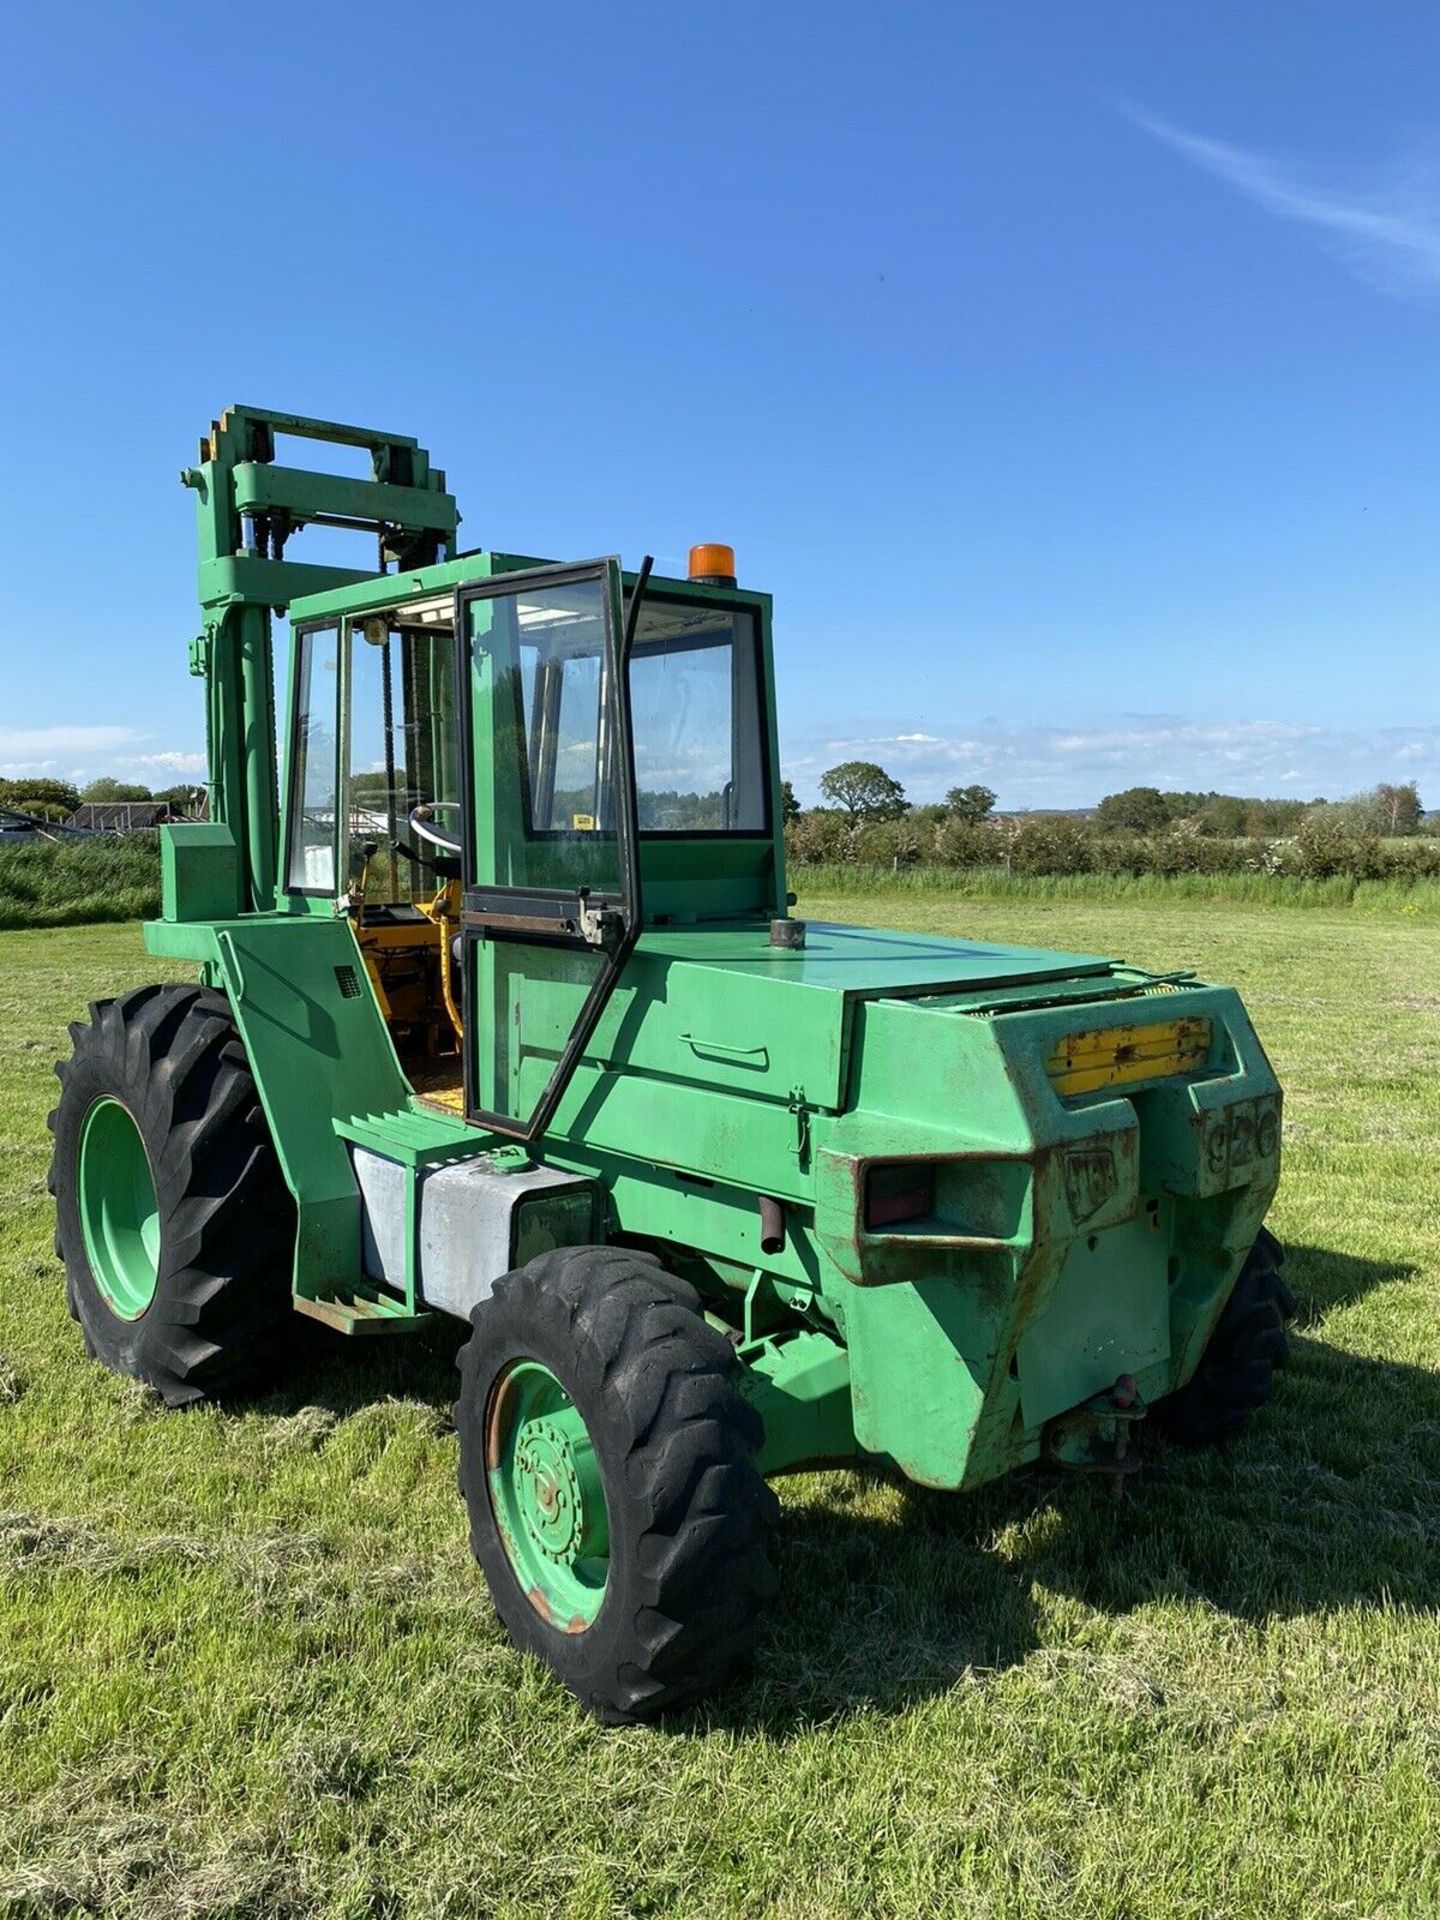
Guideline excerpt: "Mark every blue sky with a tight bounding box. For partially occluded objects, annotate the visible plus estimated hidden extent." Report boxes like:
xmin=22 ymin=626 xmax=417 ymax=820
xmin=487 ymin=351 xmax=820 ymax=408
xmin=1 ymin=1 xmax=1436 ymax=809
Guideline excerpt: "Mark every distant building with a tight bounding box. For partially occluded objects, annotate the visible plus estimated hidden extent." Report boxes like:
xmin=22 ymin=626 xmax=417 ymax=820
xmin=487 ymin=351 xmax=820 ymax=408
xmin=1 ymin=806 xmax=94 ymax=841
xmin=68 ymin=802 xmax=179 ymax=833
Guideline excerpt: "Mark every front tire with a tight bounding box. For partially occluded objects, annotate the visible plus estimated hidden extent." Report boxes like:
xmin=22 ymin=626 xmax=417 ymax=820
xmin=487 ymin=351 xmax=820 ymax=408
xmin=48 ymin=984 xmax=296 ymax=1407
xmin=1153 ymin=1227 xmax=1294 ymax=1446
xmin=456 ymin=1246 xmax=778 ymax=1722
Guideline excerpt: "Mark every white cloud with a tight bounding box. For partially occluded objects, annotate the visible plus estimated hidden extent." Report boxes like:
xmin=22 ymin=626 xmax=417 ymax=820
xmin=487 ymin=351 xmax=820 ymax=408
xmin=134 ymin=750 xmax=207 ymax=775
xmin=1130 ymin=108 xmax=1440 ymax=297
xmin=0 ymin=724 xmax=142 ymax=767
xmin=783 ymin=715 xmax=1440 ymax=810
xmin=0 ymin=726 xmax=206 ymax=788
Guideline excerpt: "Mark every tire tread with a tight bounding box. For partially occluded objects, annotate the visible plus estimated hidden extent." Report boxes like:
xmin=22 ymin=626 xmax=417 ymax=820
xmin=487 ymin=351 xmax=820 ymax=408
xmin=1153 ymin=1232 xmax=1293 ymax=1446
xmin=455 ymin=1247 xmax=776 ymax=1722
xmin=49 ymin=982 xmax=294 ymax=1406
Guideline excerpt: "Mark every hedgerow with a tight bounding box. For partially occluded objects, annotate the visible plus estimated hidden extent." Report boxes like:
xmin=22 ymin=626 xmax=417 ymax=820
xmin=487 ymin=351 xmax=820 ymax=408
xmin=784 ymin=811 xmax=1440 ymax=883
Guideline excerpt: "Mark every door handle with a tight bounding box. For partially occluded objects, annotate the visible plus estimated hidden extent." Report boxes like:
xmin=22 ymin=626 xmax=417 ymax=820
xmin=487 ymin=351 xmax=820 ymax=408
xmin=679 ymin=1032 xmax=770 ymax=1068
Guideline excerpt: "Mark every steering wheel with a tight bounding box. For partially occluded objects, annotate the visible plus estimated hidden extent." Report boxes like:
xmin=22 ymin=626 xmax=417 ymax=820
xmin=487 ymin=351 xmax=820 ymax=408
xmin=408 ymin=801 xmax=463 ymax=855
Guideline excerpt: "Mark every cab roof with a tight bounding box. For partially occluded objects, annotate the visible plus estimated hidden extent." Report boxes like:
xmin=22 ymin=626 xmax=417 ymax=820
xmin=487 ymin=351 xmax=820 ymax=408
xmin=287 ymin=552 xmax=770 ymax=626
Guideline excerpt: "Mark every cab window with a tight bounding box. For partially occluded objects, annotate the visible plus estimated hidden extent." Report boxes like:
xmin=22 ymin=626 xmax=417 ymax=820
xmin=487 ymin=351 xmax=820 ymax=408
xmin=285 ymin=623 xmax=340 ymax=893
xmin=628 ymin=600 xmax=767 ymax=832
xmin=345 ymin=602 xmax=458 ymax=908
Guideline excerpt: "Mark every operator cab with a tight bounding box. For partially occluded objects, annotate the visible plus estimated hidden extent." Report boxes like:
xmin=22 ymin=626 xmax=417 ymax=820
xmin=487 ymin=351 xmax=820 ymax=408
xmin=281 ymin=551 xmax=781 ymax=1129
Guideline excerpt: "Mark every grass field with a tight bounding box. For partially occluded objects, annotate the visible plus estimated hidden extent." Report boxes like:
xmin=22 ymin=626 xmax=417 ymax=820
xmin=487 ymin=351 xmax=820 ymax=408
xmin=1 ymin=899 xmax=1437 ymax=1919
xmin=791 ymin=864 xmax=1440 ymax=914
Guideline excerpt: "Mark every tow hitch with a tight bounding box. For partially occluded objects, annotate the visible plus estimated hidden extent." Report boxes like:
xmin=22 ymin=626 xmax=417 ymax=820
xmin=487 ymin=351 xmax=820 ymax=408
xmin=1043 ymin=1374 xmax=1147 ymax=1488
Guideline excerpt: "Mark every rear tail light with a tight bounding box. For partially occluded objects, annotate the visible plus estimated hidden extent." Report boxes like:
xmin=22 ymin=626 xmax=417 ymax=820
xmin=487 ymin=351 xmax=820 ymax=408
xmin=864 ymin=1163 xmax=935 ymax=1231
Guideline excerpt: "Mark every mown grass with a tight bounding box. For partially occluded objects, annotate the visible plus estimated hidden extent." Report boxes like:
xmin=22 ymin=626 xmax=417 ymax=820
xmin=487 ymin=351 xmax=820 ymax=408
xmin=1 ymin=902 xmax=1437 ymax=1919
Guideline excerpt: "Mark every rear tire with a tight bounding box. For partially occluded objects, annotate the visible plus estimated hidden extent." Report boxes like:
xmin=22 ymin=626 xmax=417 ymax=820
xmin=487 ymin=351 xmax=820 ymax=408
xmin=48 ymin=984 xmax=296 ymax=1407
xmin=455 ymin=1246 xmax=778 ymax=1722
xmin=1153 ymin=1227 xmax=1294 ymax=1446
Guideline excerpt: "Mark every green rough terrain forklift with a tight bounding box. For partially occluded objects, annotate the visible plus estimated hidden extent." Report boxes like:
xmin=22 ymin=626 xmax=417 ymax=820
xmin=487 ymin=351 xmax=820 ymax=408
xmin=48 ymin=408 xmax=1292 ymax=1720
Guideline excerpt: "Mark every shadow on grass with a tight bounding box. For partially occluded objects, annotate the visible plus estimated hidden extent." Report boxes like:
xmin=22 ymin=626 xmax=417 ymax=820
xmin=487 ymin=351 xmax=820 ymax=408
xmin=1280 ymin=1241 xmax=1417 ymax=1318
xmin=255 ymin=1316 xmax=470 ymax=1423
xmin=248 ymin=1246 xmax=1435 ymax=1735
xmin=708 ymin=1244 xmax=1437 ymax=1733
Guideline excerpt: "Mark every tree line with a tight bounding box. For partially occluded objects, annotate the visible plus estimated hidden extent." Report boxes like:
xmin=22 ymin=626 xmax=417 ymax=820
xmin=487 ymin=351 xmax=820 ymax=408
xmin=784 ymin=762 xmax=1437 ymax=879
xmin=0 ymin=776 xmax=203 ymax=822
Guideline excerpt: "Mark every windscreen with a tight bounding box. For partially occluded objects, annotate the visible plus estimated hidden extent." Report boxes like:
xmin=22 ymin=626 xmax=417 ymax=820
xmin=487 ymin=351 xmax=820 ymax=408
xmin=467 ymin=574 xmax=624 ymax=896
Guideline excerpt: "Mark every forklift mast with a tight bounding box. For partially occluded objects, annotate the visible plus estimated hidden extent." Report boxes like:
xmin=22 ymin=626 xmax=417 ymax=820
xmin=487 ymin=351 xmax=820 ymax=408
xmin=179 ymin=407 xmax=459 ymax=912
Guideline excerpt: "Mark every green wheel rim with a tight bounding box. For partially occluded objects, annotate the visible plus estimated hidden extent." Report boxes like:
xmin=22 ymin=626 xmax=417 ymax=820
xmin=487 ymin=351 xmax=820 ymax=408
xmin=486 ymin=1359 xmax=610 ymax=1629
xmin=77 ymin=1097 xmax=160 ymax=1320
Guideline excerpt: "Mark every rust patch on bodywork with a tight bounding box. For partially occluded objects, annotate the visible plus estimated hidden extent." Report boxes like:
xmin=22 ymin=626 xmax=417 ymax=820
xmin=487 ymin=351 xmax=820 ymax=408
xmin=1186 ymin=1092 xmax=1282 ymax=1198
xmin=1063 ymin=1146 xmax=1118 ymax=1223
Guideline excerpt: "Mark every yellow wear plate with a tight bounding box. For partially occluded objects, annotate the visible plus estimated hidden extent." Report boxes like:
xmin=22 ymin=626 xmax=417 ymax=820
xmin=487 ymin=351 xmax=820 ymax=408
xmin=1046 ymin=1016 xmax=1211 ymax=1096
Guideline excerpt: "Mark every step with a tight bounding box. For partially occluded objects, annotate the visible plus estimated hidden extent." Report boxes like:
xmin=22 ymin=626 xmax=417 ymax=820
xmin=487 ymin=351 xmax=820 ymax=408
xmin=333 ymin=1100 xmax=510 ymax=1169
xmin=294 ymin=1287 xmax=432 ymax=1336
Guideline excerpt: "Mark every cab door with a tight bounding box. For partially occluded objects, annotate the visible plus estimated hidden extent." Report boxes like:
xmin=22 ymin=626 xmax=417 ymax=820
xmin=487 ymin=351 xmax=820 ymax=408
xmin=456 ymin=559 xmax=642 ymax=1139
